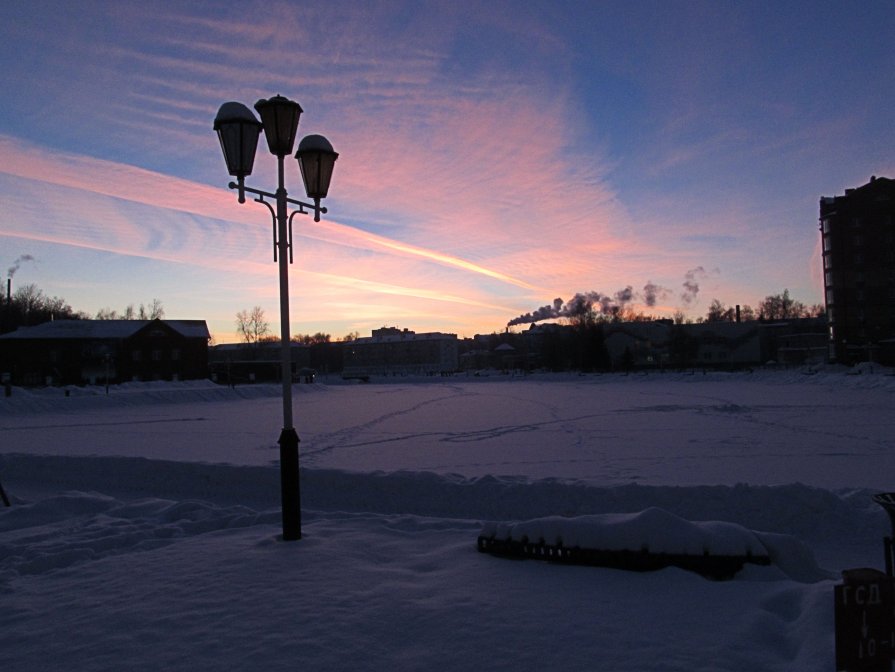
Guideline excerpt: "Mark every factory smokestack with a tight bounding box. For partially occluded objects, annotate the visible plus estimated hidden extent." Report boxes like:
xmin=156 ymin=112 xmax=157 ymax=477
xmin=735 ymin=304 xmax=741 ymax=323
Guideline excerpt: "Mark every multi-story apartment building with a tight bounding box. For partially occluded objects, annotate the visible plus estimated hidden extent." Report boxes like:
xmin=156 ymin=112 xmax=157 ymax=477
xmin=342 ymin=327 xmax=459 ymax=377
xmin=820 ymin=176 xmax=895 ymax=364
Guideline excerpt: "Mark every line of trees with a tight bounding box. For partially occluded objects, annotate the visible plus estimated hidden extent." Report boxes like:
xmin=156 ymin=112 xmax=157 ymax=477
xmin=1 ymin=283 xmax=83 ymax=331
xmin=0 ymin=282 xmax=166 ymax=334
xmin=95 ymin=299 xmax=165 ymax=321
xmin=2 ymin=282 xmax=824 ymax=344
xmin=234 ymin=306 xmax=358 ymax=345
xmin=703 ymin=290 xmax=824 ymax=323
xmin=549 ymin=289 xmax=823 ymax=327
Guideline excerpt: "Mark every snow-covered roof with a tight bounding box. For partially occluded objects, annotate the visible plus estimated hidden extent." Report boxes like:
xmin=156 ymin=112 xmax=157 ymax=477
xmin=0 ymin=319 xmax=210 ymax=340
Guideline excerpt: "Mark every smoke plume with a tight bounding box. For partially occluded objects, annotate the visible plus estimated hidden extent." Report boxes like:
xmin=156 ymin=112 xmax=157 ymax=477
xmin=680 ymin=267 xmax=706 ymax=306
xmin=508 ymin=270 xmax=719 ymax=327
xmin=8 ymin=254 xmax=35 ymax=278
xmin=642 ymin=281 xmax=670 ymax=307
xmin=679 ymin=267 xmax=719 ymax=307
xmin=507 ymin=287 xmax=636 ymax=327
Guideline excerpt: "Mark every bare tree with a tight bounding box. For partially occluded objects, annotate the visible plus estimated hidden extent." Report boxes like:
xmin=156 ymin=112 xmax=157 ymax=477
xmin=739 ymin=304 xmax=757 ymax=321
xmin=13 ymin=283 xmax=44 ymax=317
xmin=139 ymin=299 xmax=165 ymax=320
xmin=292 ymin=332 xmax=332 ymax=345
xmin=95 ymin=307 xmax=120 ymax=320
xmin=236 ymin=306 xmax=270 ymax=344
xmin=3 ymin=283 xmax=81 ymax=330
xmin=96 ymin=300 xmax=164 ymax=320
xmin=758 ymin=289 xmax=819 ymax=320
xmin=706 ymin=299 xmax=736 ymax=322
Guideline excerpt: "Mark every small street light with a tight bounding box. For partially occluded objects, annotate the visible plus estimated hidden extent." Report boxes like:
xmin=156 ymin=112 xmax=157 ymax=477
xmin=214 ymin=94 xmax=338 ymax=541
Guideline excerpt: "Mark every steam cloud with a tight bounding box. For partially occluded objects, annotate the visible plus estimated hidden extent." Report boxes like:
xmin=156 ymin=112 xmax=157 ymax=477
xmin=8 ymin=254 xmax=35 ymax=279
xmin=508 ymin=273 xmax=713 ymax=327
xmin=508 ymin=286 xmax=640 ymax=326
xmin=642 ymin=281 xmax=670 ymax=307
xmin=679 ymin=266 xmax=719 ymax=306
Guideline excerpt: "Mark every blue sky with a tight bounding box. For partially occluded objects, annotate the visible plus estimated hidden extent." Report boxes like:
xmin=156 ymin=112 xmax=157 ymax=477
xmin=1 ymin=1 xmax=893 ymax=341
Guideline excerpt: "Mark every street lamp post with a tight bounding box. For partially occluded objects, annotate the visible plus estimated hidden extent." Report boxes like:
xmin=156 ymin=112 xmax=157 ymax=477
xmin=214 ymin=95 xmax=338 ymax=541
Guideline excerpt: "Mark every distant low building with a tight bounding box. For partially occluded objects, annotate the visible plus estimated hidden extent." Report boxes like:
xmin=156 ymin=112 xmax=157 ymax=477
xmin=0 ymin=319 xmax=210 ymax=386
xmin=342 ymin=327 xmax=458 ymax=377
xmin=761 ymin=318 xmax=828 ymax=365
xmin=208 ymin=341 xmax=314 ymax=385
xmin=685 ymin=321 xmax=763 ymax=367
xmin=603 ymin=321 xmax=674 ymax=368
xmin=488 ymin=317 xmax=825 ymax=372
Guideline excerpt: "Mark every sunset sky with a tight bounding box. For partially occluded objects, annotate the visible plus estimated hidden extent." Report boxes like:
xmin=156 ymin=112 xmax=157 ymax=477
xmin=2 ymin=1 xmax=893 ymax=342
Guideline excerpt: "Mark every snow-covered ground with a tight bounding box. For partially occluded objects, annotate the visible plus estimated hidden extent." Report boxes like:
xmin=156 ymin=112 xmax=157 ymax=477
xmin=2 ymin=368 xmax=894 ymax=670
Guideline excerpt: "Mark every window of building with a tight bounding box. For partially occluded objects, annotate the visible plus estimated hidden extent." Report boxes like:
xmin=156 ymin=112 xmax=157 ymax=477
xmin=171 ymin=349 xmax=181 ymax=361
xmin=132 ymin=351 xmax=141 ymax=362
xmin=152 ymin=350 xmax=163 ymax=362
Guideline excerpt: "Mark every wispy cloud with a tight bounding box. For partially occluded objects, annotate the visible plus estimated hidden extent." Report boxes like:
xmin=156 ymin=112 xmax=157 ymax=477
xmin=0 ymin=132 xmax=567 ymax=336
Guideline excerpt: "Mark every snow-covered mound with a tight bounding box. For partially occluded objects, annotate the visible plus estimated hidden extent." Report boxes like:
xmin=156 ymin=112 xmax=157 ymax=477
xmin=1 ymin=453 xmax=883 ymax=546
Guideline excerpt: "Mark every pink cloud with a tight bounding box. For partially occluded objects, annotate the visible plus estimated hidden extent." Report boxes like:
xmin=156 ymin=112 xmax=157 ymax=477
xmin=9 ymin=4 xmax=791 ymax=334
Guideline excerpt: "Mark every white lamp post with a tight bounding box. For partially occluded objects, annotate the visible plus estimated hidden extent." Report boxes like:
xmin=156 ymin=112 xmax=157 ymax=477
xmin=214 ymin=95 xmax=338 ymax=541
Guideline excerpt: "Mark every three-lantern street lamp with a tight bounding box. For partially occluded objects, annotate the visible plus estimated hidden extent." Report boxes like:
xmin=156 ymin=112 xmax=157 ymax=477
xmin=214 ymin=94 xmax=338 ymax=541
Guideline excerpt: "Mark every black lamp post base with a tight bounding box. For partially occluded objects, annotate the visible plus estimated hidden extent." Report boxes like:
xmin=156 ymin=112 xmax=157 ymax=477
xmin=278 ymin=427 xmax=301 ymax=540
